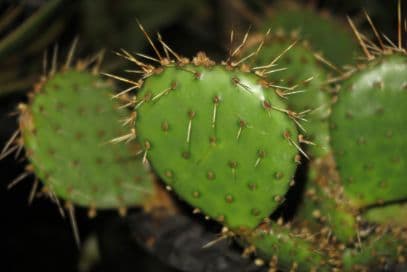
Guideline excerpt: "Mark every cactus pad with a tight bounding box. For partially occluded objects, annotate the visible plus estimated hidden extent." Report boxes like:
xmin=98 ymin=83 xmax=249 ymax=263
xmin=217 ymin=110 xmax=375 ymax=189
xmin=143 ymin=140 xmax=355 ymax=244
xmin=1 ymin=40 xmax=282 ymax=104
xmin=243 ymin=222 xmax=331 ymax=271
xmin=342 ymin=227 xmax=407 ymax=271
xmin=19 ymin=70 xmax=153 ymax=210
xmin=330 ymin=54 xmax=407 ymax=207
xmin=363 ymin=203 xmax=407 ymax=228
xmin=134 ymin=54 xmax=299 ymax=230
xmin=248 ymin=35 xmax=331 ymax=157
xmin=265 ymin=1 xmax=359 ymax=67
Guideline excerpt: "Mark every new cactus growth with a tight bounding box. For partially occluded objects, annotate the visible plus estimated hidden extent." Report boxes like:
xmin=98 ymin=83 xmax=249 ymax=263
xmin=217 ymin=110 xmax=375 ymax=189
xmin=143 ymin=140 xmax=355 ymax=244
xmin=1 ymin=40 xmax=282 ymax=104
xmin=15 ymin=50 xmax=154 ymax=216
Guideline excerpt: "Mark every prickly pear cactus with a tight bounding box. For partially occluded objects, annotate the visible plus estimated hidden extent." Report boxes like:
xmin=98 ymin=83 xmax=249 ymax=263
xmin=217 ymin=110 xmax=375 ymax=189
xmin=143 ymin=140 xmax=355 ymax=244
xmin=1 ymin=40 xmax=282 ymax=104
xmin=296 ymin=162 xmax=358 ymax=243
xmin=133 ymin=52 xmax=299 ymax=230
xmin=363 ymin=203 xmax=407 ymax=228
xmin=342 ymin=227 xmax=407 ymax=271
xmin=330 ymin=54 xmax=407 ymax=208
xmin=242 ymin=221 xmax=332 ymax=271
xmin=246 ymin=34 xmax=331 ymax=158
xmin=265 ymin=1 xmax=359 ymax=67
xmin=19 ymin=68 xmax=154 ymax=212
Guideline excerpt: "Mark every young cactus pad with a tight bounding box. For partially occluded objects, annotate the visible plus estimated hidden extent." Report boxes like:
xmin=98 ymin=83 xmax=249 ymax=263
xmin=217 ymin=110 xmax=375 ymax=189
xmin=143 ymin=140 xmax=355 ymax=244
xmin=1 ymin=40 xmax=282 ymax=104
xmin=330 ymin=54 xmax=407 ymax=207
xmin=246 ymin=35 xmax=331 ymax=158
xmin=132 ymin=52 xmax=299 ymax=230
xmin=19 ymin=69 xmax=153 ymax=211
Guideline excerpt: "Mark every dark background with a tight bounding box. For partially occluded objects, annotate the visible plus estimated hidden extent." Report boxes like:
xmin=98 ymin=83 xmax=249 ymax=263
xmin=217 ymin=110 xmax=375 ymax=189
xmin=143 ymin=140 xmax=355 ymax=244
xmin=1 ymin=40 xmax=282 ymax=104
xmin=0 ymin=1 xmax=404 ymax=271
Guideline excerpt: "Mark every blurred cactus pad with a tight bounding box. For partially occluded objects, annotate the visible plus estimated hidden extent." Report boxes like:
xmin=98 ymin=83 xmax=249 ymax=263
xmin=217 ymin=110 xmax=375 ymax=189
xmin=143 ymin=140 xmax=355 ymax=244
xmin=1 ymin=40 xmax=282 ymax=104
xmin=330 ymin=53 xmax=407 ymax=208
xmin=19 ymin=66 xmax=154 ymax=210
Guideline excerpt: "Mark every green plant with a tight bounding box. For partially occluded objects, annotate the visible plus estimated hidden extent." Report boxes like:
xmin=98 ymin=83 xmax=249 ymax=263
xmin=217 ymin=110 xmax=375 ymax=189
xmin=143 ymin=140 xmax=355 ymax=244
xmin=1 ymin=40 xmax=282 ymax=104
xmin=126 ymin=48 xmax=300 ymax=230
xmin=244 ymin=32 xmax=331 ymax=158
xmin=1 ymin=45 xmax=156 ymax=245
xmin=330 ymin=53 xmax=407 ymax=207
xmin=261 ymin=0 xmax=360 ymax=67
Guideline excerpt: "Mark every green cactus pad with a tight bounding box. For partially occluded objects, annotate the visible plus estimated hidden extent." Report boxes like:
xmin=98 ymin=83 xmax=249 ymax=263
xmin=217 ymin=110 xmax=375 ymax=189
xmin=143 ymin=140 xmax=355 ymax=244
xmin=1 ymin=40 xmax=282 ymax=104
xmin=243 ymin=222 xmax=331 ymax=271
xmin=295 ymin=157 xmax=358 ymax=243
xmin=342 ymin=228 xmax=407 ymax=271
xmin=330 ymin=54 xmax=407 ymax=207
xmin=20 ymin=70 xmax=154 ymax=209
xmin=265 ymin=1 xmax=360 ymax=67
xmin=363 ymin=203 xmax=407 ymax=228
xmin=134 ymin=57 xmax=299 ymax=230
xmin=249 ymin=36 xmax=331 ymax=158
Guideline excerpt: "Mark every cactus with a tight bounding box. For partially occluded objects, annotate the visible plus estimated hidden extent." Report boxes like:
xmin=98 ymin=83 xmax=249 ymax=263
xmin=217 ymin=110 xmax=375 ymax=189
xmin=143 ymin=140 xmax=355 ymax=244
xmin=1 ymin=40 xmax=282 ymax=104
xmin=241 ymin=221 xmax=333 ymax=271
xmin=330 ymin=53 xmax=407 ymax=208
xmin=16 ymin=54 xmax=154 ymax=215
xmin=263 ymin=1 xmax=360 ymax=67
xmin=245 ymin=33 xmax=331 ymax=158
xmin=363 ymin=203 xmax=407 ymax=227
xmin=342 ymin=226 xmax=407 ymax=271
xmin=129 ymin=49 xmax=299 ymax=231
xmin=295 ymin=158 xmax=359 ymax=243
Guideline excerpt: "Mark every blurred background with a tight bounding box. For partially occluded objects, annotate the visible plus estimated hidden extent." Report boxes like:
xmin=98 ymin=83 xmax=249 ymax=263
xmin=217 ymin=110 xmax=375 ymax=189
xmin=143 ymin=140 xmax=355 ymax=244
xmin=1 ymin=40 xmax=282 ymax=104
xmin=0 ymin=0 xmax=404 ymax=271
